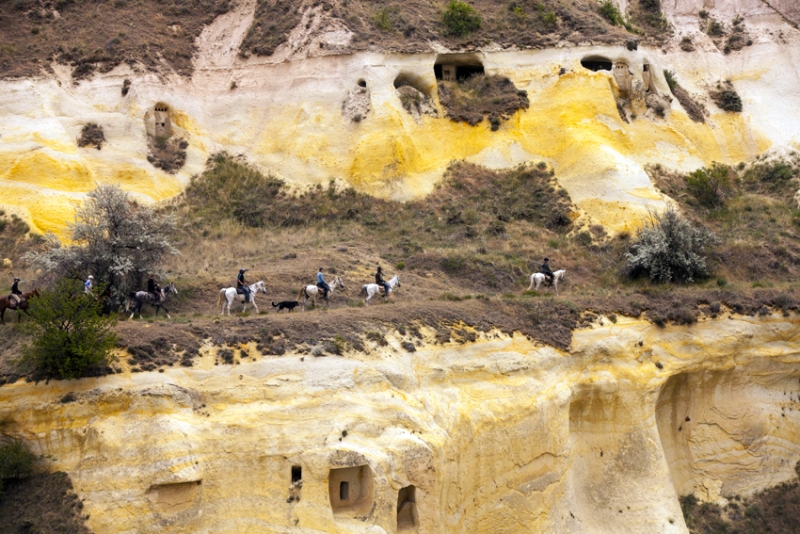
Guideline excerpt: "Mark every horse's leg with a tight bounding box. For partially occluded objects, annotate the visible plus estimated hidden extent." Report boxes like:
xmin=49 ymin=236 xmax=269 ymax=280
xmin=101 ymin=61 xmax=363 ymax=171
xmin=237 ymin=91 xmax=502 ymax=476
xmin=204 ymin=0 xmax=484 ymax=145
xmin=162 ymin=305 xmax=170 ymax=319
xmin=554 ymin=279 xmax=559 ymax=296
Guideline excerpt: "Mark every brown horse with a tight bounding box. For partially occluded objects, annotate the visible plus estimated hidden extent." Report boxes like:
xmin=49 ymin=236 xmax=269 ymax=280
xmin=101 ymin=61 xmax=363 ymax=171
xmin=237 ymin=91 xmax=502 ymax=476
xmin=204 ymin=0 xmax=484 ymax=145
xmin=0 ymin=288 xmax=40 ymax=324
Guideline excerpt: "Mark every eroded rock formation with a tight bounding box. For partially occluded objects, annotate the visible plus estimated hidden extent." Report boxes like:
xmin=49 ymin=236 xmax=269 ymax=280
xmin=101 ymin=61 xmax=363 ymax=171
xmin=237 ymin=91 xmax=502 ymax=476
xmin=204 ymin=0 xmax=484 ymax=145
xmin=2 ymin=314 xmax=799 ymax=533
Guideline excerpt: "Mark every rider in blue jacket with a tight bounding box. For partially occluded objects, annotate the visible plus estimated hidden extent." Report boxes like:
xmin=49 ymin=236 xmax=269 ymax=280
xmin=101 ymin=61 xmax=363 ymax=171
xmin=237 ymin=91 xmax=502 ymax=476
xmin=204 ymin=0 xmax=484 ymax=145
xmin=238 ymin=268 xmax=250 ymax=303
xmin=316 ymin=267 xmax=330 ymax=300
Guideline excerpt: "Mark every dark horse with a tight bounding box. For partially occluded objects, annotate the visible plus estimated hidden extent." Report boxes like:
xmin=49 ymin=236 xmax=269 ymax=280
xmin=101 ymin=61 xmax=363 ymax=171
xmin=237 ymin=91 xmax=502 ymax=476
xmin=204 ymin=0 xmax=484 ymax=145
xmin=125 ymin=282 xmax=178 ymax=319
xmin=0 ymin=288 xmax=40 ymax=324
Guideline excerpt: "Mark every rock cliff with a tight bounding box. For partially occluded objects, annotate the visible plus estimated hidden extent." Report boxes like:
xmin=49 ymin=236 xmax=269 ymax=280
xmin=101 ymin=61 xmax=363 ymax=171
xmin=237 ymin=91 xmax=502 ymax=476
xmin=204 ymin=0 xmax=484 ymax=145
xmin=1 ymin=314 xmax=798 ymax=533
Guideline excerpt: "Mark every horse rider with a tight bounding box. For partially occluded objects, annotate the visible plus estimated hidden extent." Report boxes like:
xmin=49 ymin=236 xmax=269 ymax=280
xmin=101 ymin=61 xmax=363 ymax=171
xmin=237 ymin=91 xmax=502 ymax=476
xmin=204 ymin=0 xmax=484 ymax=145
xmin=237 ymin=268 xmax=250 ymax=303
xmin=539 ymin=257 xmax=554 ymax=286
xmin=8 ymin=277 xmax=22 ymax=309
xmin=147 ymin=274 xmax=162 ymax=303
xmin=84 ymin=275 xmax=94 ymax=294
xmin=375 ymin=266 xmax=390 ymax=297
xmin=316 ymin=267 xmax=330 ymax=300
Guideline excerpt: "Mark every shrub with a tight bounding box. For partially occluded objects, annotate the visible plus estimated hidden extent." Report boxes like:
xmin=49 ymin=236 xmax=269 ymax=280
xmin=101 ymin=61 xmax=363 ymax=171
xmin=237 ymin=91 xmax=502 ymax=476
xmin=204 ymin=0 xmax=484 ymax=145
xmin=442 ymin=0 xmax=482 ymax=37
xmin=598 ymin=0 xmax=624 ymax=26
xmin=663 ymin=69 xmax=677 ymax=92
xmin=77 ymin=123 xmax=105 ymax=150
xmin=639 ymin=0 xmax=660 ymax=12
xmin=373 ymin=7 xmax=393 ymax=32
xmin=25 ymin=184 xmax=177 ymax=307
xmin=707 ymin=19 xmax=724 ymax=36
xmin=625 ymin=207 xmax=719 ymax=283
xmin=685 ymin=163 xmax=734 ymax=207
xmin=712 ymin=89 xmax=742 ymax=112
xmin=22 ymin=279 xmax=117 ymax=380
xmin=0 ymin=438 xmax=36 ymax=493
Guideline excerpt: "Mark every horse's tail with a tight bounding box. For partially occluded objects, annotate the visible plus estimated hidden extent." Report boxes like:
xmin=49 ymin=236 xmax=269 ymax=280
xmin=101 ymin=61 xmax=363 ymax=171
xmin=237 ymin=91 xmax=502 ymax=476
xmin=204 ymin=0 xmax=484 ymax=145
xmin=297 ymin=287 xmax=306 ymax=301
xmin=217 ymin=289 xmax=225 ymax=309
xmin=360 ymin=285 xmax=367 ymax=297
xmin=124 ymin=292 xmax=135 ymax=312
xmin=526 ymin=275 xmax=535 ymax=291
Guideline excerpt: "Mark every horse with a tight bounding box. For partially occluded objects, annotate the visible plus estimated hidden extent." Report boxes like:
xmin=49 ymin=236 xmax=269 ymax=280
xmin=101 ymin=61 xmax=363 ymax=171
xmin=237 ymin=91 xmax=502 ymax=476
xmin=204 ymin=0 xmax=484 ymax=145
xmin=298 ymin=276 xmax=345 ymax=311
xmin=217 ymin=280 xmax=267 ymax=315
xmin=126 ymin=282 xmax=178 ymax=319
xmin=527 ymin=269 xmax=567 ymax=295
xmin=360 ymin=275 xmax=401 ymax=306
xmin=0 ymin=288 xmax=40 ymax=324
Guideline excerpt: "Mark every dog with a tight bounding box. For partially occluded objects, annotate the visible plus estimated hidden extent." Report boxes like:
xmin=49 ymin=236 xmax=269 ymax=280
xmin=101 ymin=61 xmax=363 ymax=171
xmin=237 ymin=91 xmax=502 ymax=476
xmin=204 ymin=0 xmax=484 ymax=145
xmin=272 ymin=300 xmax=300 ymax=313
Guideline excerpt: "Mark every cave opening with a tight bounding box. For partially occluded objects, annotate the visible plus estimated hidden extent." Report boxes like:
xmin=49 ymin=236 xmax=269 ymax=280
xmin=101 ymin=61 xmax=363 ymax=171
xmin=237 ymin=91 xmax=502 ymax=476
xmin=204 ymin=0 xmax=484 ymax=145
xmin=397 ymin=485 xmax=418 ymax=530
xmin=581 ymin=57 xmax=613 ymax=72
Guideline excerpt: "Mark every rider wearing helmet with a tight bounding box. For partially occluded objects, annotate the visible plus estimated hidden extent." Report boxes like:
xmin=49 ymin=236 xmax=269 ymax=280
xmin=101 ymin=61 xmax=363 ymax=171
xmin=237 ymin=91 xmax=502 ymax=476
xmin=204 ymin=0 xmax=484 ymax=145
xmin=316 ymin=267 xmax=330 ymax=300
xmin=9 ymin=277 xmax=22 ymax=308
xmin=540 ymin=258 xmax=554 ymax=286
xmin=375 ymin=266 xmax=390 ymax=297
xmin=237 ymin=268 xmax=250 ymax=303
xmin=84 ymin=275 xmax=94 ymax=294
xmin=147 ymin=274 xmax=161 ymax=303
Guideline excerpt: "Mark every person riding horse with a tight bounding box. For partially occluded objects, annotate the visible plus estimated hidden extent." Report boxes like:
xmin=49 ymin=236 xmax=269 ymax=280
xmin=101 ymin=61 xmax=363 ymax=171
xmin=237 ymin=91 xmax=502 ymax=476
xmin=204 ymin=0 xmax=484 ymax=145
xmin=148 ymin=274 xmax=162 ymax=303
xmin=539 ymin=258 xmax=555 ymax=287
xmin=8 ymin=277 xmax=22 ymax=309
xmin=376 ymin=266 xmax=390 ymax=297
xmin=317 ymin=267 xmax=330 ymax=300
xmin=237 ymin=268 xmax=250 ymax=303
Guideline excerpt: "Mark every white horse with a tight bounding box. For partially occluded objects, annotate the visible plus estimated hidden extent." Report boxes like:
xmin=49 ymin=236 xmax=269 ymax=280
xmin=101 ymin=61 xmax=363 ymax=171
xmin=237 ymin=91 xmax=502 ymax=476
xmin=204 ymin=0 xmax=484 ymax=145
xmin=218 ymin=280 xmax=267 ymax=315
xmin=127 ymin=282 xmax=178 ymax=319
xmin=527 ymin=269 xmax=567 ymax=295
xmin=298 ymin=276 xmax=345 ymax=311
xmin=360 ymin=275 xmax=401 ymax=306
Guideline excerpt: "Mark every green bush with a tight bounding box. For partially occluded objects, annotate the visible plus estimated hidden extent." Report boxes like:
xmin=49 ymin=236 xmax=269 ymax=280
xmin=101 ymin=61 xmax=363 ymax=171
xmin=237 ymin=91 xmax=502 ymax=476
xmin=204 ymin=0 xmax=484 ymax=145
xmin=663 ymin=69 xmax=677 ymax=92
xmin=0 ymin=438 xmax=36 ymax=493
xmin=373 ymin=7 xmax=393 ymax=32
xmin=639 ymin=0 xmax=660 ymax=12
xmin=625 ymin=207 xmax=719 ymax=283
xmin=707 ymin=19 xmax=724 ymax=36
xmin=686 ymin=163 xmax=734 ymax=208
xmin=712 ymin=89 xmax=742 ymax=112
xmin=442 ymin=0 xmax=482 ymax=37
xmin=598 ymin=0 xmax=624 ymax=26
xmin=23 ymin=279 xmax=117 ymax=380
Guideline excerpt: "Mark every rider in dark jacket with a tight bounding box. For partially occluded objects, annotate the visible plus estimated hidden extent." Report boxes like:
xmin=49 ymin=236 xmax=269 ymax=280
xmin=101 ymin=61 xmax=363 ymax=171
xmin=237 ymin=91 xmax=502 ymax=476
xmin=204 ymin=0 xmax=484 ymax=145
xmin=9 ymin=277 xmax=21 ymax=308
xmin=376 ymin=266 xmax=390 ymax=297
xmin=237 ymin=268 xmax=250 ymax=303
xmin=147 ymin=274 xmax=161 ymax=302
xmin=540 ymin=258 xmax=554 ymax=286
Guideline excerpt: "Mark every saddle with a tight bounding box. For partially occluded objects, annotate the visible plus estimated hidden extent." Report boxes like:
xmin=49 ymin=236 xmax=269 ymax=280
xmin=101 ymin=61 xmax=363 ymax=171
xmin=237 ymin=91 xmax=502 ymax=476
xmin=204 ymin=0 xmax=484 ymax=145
xmin=236 ymin=287 xmax=246 ymax=295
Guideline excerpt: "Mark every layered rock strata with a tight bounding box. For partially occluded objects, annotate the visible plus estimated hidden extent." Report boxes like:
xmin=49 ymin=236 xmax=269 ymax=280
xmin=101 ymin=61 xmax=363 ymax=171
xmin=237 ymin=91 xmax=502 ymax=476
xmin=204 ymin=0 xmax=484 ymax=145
xmin=1 ymin=314 xmax=799 ymax=533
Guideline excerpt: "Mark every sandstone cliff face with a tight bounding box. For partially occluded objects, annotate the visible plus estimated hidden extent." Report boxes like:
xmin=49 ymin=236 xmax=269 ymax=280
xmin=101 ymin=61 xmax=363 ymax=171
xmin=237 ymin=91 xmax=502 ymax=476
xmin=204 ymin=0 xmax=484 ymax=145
xmin=1 ymin=0 xmax=799 ymax=235
xmin=1 ymin=315 xmax=798 ymax=533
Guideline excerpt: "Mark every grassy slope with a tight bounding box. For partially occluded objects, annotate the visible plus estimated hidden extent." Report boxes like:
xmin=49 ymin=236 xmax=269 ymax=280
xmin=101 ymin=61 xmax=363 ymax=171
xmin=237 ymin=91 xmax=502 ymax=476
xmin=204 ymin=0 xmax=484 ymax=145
xmin=0 ymin=472 xmax=91 ymax=534
xmin=239 ymin=0 xmax=668 ymax=57
xmin=0 ymin=0 xmax=230 ymax=79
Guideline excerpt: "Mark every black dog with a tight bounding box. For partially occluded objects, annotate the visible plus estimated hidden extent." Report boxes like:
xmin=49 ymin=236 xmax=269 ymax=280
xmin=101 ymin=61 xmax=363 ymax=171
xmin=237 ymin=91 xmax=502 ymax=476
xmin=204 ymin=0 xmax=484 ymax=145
xmin=272 ymin=301 xmax=299 ymax=313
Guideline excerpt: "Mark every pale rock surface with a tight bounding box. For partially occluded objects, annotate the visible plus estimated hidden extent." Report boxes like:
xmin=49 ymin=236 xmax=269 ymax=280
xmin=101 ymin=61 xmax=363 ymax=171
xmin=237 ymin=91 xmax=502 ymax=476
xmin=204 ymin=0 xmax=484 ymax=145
xmin=1 ymin=315 xmax=800 ymax=533
xmin=1 ymin=0 xmax=800 ymax=234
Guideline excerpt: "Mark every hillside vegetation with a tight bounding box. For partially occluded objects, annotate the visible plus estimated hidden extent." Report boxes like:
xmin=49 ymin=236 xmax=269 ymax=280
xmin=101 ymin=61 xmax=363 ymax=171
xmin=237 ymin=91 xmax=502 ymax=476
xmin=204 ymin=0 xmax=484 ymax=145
xmin=0 ymin=0 xmax=230 ymax=78
xmin=241 ymin=0 xmax=669 ymax=58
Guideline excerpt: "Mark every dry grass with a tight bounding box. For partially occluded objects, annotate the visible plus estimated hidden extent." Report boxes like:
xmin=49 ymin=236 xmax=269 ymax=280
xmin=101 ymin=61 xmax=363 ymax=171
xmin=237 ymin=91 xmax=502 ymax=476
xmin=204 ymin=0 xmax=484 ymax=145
xmin=0 ymin=471 xmax=91 ymax=534
xmin=681 ymin=464 xmax=800 ymax=533
xmin=647 ymin=158 xmax=800 ymax=284
xmin=437 ymin=74 xmax=530 ymax=129
xmin=0 ymin=0 xmax=230 ymax=79
xmin=240 ymin=0 xmax=655 ymax=58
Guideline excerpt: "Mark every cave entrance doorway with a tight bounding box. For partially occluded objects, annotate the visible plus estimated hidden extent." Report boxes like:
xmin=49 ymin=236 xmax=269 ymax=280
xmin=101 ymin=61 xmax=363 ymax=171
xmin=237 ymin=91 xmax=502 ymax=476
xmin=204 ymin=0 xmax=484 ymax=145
xmin=581 ymin=56 xmax=613 ymax=72
xmin=397 ymin=485 xmax=418 ymax=531
xmin=434 ymin=54 xmax=485 ymax=82
xmin=328 ymin=465 xmax=374 ymax=517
